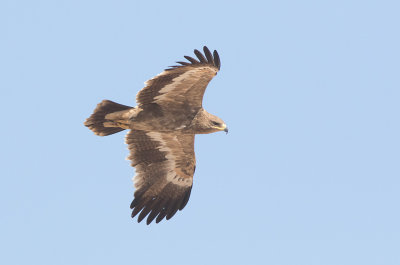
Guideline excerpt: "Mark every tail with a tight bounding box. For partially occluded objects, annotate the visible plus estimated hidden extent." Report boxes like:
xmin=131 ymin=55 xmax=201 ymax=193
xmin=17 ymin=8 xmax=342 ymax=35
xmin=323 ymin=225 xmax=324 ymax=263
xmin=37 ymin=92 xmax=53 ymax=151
xmin=84 ymin=100 xmax=132 ymax=136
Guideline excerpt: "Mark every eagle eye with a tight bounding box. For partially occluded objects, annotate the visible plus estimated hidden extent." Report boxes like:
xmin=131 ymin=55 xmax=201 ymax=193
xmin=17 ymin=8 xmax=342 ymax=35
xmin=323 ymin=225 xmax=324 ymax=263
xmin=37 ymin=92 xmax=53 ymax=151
xmin=211 ymin=121 xmax=220 ymax=126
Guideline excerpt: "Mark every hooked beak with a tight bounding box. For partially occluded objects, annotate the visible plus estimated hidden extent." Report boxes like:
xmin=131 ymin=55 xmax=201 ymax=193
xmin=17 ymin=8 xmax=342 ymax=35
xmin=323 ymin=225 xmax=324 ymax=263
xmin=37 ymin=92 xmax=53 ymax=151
xmin=216 ymin=123 xmax=228 ymax=134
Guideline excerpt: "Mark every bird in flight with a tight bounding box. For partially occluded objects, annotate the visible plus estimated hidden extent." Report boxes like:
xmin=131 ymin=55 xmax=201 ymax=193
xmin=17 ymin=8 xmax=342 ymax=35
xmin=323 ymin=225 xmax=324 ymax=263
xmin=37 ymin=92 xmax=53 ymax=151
xmin=84 ymin=46 xmax=227 ymax=224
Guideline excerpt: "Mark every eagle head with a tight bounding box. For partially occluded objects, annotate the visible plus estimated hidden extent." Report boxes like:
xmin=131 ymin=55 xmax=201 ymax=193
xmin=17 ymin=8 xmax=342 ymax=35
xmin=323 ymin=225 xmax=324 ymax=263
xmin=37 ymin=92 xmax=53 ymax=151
xmin=190 ymin=109 xmax=228 ymax=134
xmin=208 ymin=115 xmax=228 ymax=134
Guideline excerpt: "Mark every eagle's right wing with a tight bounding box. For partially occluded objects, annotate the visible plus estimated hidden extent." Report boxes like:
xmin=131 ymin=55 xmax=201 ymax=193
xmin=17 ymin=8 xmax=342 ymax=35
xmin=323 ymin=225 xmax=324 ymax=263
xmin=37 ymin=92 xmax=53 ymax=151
xmin=126 ymin=130 xmax=196 ymax=224
xmin=136 ymin=46 xmax=221 ymax=112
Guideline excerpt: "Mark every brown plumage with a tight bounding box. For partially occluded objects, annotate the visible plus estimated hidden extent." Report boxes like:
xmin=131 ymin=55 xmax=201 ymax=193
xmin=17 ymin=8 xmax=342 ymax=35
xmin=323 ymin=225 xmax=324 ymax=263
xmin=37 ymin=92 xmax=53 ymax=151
xmin=84 ymin=46 xmax=227 ymax=224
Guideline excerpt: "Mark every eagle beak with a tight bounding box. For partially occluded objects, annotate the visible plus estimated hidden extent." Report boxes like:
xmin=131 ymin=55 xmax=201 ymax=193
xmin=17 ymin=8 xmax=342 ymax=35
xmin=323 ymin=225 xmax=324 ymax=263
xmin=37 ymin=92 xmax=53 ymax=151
xmin=224 ymin=126 xmax=228 ymax=134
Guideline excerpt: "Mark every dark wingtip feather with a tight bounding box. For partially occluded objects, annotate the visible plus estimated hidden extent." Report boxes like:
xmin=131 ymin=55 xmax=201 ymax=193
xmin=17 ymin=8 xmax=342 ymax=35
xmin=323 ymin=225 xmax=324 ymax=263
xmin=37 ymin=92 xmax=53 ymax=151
xmin=203 ymin=46 xmax=214 ymax=64
xmin=176 ymin=61 xmax=191 ymax=66
xmin=184 ymin=56 xmax=200 ymax=64
xmin=194 ymin=49 xmax=207 ymax=63
xmin=179 ymin=187 xmax=192 ymax=210
xmin=213 ymin=50 xmax=221 ymax=70
xmin=165 ymin=199 xmax=181 ymax=220
xmin=137 ymin=204 xmax=153 ymax=223
xmin=156 ymin=208 xmax=168 ymax=223
xmin=146 ymin=201 xmax=163 ymax=225
xmin=130 ymin=197 xmax=140 ymax=209
xmin=131 ymin=202 xmax=146 ymax=218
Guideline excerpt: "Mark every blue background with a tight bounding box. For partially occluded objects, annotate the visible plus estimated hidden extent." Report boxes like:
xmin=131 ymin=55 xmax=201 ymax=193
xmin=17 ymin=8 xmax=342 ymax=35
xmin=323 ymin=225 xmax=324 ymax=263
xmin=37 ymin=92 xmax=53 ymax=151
xmin=1 ymin=1 xmax=399 ymax=264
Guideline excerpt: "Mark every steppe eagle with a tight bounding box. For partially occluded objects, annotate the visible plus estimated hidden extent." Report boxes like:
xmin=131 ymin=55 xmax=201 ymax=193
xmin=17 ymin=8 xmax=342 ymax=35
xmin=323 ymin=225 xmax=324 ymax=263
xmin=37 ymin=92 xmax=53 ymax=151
xmin=84 ymin=46 xmax=227 ymax=224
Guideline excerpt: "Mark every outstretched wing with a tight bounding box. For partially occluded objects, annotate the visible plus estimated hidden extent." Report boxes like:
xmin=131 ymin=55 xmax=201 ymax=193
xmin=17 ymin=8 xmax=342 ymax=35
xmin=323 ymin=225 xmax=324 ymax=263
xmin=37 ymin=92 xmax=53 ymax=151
xmin=126 ymin=130 xmax=196 ymax=224
xmin=136 ymin=46 xmax=221 ymax=112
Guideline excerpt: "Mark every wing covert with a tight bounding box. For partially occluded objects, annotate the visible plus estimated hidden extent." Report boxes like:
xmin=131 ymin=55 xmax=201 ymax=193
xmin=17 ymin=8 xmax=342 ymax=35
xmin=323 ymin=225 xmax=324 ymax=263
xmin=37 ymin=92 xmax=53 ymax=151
xmin=136 ymin=46 xmax=221 ymax=111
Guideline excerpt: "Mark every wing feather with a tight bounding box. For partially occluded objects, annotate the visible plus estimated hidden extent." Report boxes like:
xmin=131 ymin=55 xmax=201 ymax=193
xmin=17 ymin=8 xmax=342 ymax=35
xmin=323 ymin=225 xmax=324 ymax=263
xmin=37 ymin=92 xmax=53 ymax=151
xmin=176 ymin=61 xmax=191 ymax=66
xmin=203 ymin=46 xmax=214 ymax=64
xmin=213 ymin=50 xmax=221 ymax=70
xmin=146 ymin=200 xmax=164 ymax=225
xmin=184 ymin=55 xmax=200 ymax=64
xmin=156 ymin=206 xmax=168 ymax=223
xmin=126 ymin=130 xmax=195 ymax=224
xmin=194 ymin=49 xmax=207 ymax=63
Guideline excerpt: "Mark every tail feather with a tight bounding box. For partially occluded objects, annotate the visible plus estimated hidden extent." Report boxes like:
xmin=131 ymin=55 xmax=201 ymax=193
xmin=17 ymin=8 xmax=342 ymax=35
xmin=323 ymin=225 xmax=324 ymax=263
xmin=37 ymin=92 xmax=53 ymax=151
xmin=84 ymin=100 xmax=132 ymax=136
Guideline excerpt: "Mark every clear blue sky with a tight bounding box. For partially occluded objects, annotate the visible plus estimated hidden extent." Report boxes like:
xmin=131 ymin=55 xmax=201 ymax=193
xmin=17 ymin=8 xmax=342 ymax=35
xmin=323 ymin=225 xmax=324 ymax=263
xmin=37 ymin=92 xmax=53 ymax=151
xmin=1 ymin=0 xmax=399 ymax=264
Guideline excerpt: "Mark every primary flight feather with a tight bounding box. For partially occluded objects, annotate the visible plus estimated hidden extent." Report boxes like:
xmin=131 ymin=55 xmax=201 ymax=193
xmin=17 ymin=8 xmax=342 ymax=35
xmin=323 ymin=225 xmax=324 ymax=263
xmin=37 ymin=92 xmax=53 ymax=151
xmin=84 ymin=46 xmax=227 ymax=224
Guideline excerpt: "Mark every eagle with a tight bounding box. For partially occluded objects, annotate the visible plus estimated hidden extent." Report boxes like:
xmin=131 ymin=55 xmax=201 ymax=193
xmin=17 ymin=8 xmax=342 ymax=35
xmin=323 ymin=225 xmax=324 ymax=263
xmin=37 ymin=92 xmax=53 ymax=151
xmin=84 ymin=46 xmax=227 ymax=224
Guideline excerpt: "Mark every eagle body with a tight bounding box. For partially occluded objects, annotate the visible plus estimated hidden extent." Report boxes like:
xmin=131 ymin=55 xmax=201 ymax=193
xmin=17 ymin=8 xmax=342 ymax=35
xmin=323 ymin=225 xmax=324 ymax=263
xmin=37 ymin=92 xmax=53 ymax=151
xmin=105 ymin=106 xmax=223 ymax=134
xmin=84 ymin=47 xmax=226 ymax=224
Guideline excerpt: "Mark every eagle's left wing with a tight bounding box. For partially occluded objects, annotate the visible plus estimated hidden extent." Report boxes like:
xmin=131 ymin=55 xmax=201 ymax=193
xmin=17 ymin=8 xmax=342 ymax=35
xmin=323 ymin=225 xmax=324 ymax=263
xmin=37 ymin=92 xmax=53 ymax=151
xmin=126 ymin=130 xmax=195 ymax=224
xmin=136 ymin=46 xmax=221 ymax=112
